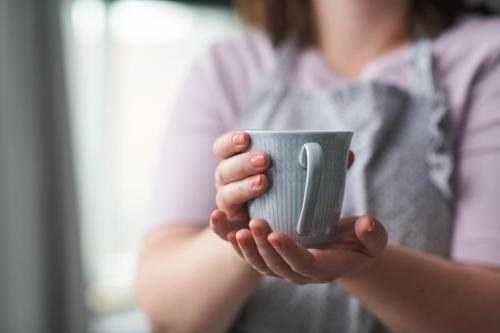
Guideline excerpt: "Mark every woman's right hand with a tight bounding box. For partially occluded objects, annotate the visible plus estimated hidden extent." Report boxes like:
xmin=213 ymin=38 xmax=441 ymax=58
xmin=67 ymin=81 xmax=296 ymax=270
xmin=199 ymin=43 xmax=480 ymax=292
xmin=210 ymin=130 xmax=271 ymax=244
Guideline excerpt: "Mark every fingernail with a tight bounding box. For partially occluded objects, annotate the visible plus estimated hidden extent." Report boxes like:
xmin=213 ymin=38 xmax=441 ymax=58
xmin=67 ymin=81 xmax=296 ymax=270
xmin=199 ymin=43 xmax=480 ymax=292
xmin=232 ymin=134 xmax=245 ymax=145
xmin=250 ymin=154 xmax=266 ymax=168
xmin=249 ymin=175 xmax=261 ymax=188
xmin=367 ymin=217 xmax=375 ymax=232
xmin=252 ymin=227 xmax=262 ymax=237
xmin=271 ymin=239 xmax=281 ymax=248
xmin=239 ymin=237 xmax=251 ymax=246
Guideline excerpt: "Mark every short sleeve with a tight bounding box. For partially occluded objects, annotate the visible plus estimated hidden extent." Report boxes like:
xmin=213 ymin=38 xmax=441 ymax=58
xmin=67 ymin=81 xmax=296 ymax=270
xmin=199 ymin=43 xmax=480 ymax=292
xmin=145 ymin=34 xmax=274 ymax=232
xmin=451 ymin=47 xmax=500 ymax=268
xmin=146 ymin=49 xmax=235 ymax=231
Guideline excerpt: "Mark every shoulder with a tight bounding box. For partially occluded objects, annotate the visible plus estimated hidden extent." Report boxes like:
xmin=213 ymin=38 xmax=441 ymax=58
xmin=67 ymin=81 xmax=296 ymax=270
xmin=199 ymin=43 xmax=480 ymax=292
xmin=193 ymin=31 xmax=276 ymax=111
xmin=434 ymin=16 xmax=500 ymax=60
xmin=433 ymin=16 xmax=500 ymax=72
xmin=432 ymin=16 xmax=500 ymax=128
xmin=205 ymin=30 xmax=276 ymax=74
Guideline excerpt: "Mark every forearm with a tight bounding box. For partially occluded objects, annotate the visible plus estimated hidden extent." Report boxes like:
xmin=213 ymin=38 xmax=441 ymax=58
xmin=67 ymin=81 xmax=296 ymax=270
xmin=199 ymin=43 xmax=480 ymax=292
xmin=339 ymin=244 xmax=500 ymax=333
xmin=136 ymin=226 xmax=261 ymax=333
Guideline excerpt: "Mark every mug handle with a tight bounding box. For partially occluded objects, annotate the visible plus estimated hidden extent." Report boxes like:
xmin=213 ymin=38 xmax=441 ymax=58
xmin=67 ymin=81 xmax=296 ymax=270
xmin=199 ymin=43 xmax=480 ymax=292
xmin=297 ymin=142 xmax=323 ymax=236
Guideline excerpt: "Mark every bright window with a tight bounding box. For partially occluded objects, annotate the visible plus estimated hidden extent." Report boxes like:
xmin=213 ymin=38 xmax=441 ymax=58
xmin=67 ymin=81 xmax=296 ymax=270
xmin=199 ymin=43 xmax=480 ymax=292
xmin=64 ymin=0 xmax=242 ymax=330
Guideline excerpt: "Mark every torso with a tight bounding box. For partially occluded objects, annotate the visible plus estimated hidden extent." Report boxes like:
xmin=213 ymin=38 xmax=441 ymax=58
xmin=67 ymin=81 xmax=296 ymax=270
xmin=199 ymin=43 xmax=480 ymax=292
xmin=182 ymin=15 xmax=500 ymax=333
xmin=207 ymin=16 xmax=500 ymax=147
xmin=228 ymin=33 xmax=453 ymax=333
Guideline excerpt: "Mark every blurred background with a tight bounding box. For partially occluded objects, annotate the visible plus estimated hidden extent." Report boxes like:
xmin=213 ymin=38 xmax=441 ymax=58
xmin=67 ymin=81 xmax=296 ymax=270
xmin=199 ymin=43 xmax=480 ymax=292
xmin=1 ymin=0 xmax=239 ymax=332
xmin=0 ymin=0 xmax=499 ymax=333
xmin=66 ymin=1 xmax=239 ymax=331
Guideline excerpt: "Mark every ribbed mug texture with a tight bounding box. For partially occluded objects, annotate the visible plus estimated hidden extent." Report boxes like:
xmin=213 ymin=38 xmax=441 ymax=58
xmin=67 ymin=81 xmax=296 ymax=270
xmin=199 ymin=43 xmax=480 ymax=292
xmin=246 ymin=131 xmax=352 ymax=247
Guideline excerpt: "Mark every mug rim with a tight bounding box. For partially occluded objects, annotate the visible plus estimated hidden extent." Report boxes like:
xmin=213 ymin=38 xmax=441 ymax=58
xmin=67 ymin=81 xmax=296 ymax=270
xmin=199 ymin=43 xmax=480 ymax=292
xmin=244 ymin=129 xmax=353 ymax=135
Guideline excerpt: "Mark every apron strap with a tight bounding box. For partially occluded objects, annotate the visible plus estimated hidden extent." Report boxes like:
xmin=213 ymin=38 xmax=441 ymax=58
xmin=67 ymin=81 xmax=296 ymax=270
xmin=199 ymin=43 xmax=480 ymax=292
xmin=409 ymin=38 xmax=455 ymax=199
xmin=409 ymin=38 xmax=442 ymax=97
xmin=272 ymin=36 xmax=442 ymax=98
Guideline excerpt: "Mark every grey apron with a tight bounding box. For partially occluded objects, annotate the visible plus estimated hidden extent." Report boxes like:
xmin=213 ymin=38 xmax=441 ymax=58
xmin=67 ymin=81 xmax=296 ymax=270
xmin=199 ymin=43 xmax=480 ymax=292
xmin=230 ymin=39 xmax=455 ymax=333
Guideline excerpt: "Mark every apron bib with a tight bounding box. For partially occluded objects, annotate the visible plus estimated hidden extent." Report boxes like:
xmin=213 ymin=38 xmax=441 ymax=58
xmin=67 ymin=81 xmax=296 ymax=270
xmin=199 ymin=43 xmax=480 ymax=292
xmin=230 ymin=39 xmax=455 ymax=333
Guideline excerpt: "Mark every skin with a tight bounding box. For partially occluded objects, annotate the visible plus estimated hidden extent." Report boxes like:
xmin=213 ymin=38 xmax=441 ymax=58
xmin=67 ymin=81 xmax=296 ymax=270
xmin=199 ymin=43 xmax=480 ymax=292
xmin=136 ymin=1 xmax=500 ymax=332
xmin=210 ymin=132 xmax=500 ymax=333
xmin=313 ymin=0 xmax=412 ymax=79
xmin=136 ymin=225 xmax=261 ymax=333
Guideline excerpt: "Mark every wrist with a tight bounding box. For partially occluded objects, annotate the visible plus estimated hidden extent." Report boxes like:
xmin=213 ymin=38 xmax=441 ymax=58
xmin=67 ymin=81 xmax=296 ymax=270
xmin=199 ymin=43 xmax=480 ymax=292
xmin=339 ymin=244 xmax=390 ymax=284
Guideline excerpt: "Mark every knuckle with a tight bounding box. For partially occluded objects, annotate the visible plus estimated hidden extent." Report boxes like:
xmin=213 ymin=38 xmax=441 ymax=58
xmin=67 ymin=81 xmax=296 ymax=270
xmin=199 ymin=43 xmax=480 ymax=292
xmin=213 ymin=135 xmax=227 ymax=157
xmin=225 ymin=210 xmax=241 ymax=221
xmin=217 ymin=188 xmax=243 ymax=216
xmin=215 ymin=191 xmax=226 ymax=209
xmin=214 ymin=166 xmax=225 ymax=185
xmin=237 ymin=157 xmax=248 ymax=175
xmin=245 ymin=252 xmax=262 ymax=264
xmin=212 ymin=140 xmax=219 ymax=157
xmin=270 ymin=264 xmax=287 ymax=273
xmin=213 ymin=131 xmax=238 ymax=158
xmin=233 ymin=182 xmax=247 ymax=201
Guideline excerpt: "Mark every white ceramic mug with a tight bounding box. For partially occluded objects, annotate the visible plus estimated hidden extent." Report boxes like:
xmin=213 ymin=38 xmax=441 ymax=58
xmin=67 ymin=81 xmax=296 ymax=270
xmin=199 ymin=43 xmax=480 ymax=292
xmin=245 ymin=130 xmax=353 ymax=247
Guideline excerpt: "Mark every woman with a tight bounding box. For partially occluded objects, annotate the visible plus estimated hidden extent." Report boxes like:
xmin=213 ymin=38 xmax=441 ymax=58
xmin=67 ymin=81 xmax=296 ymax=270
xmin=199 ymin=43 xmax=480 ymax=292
xmin=136 ymin=1 xmax=500 ymax=332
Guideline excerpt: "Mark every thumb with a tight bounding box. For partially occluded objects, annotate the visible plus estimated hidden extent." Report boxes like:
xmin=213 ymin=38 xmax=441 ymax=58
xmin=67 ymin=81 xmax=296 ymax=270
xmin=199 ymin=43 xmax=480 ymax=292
xmin=354 ymin=215 xmax=388 ymax=256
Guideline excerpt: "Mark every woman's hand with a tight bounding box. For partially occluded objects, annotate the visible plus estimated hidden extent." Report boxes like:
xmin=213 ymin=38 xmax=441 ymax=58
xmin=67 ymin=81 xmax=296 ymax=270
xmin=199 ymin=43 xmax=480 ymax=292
xmin=211 ymin=212 xmax=387 ymax=284
xmin=211 ymin=130 xmax=271 ymax=241
xmin=211 ymin=129 xmax=368 ymax=284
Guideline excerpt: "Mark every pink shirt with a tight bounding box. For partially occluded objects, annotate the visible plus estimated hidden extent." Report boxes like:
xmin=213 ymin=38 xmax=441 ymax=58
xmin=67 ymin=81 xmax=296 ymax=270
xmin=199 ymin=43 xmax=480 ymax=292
xmin=150 ymin=16 xmax=500 ymax=268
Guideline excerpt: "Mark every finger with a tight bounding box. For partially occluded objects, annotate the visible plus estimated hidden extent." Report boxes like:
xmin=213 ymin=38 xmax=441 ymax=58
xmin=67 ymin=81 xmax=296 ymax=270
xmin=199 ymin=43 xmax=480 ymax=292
xmin=267 ymin=232 xmax=317 ymax=277
xmin=213 ymin=131 xmax=249 ymax=160
xmin=210 ymin=210 xmax=231 ymax=240
xmin=347 ymin=151 xmax=355 ymax=169
xmin=210 ymin=209 xmax=248 ymax=240
xmin=216 ymin=174 xmax=268 ymax=214
xmin=224 ymin=209 xmax=251 ymax=229
xmin=236 ymin=229 xmax=276 ymax=276
xmin=227 ymin=230 xmax=244 ymax=258
xmin=215 ymin=151 xmax=270 ymax=187
xmin=354 ymin=215 xmax=388 ymax=256
xmin=250 ymin=220 xmax=310 ymax=284
xmin=331 ymin=216 xmax=358 ymax=237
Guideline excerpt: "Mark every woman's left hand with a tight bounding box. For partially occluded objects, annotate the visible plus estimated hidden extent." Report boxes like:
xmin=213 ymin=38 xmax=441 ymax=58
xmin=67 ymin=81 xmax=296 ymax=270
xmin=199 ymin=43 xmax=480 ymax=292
xmin=211 ymin=211 xmax=388 ymax=284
